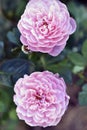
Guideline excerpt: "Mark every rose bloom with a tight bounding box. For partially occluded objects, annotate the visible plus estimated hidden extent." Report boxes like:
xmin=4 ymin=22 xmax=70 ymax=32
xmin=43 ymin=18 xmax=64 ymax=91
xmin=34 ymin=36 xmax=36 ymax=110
xmin=18 ymin=0 xmax=76 ymax=56
xmin=13 ymin=71 xmax=70 ymax=127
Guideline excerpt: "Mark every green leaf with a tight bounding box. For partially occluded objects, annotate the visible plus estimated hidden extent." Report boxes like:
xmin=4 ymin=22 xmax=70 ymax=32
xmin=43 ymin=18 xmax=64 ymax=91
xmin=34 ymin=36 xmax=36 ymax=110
xmin=73 ymin=66 xmax=85 ymax=74
xmin=0 ymin=101 xmax=6 ymax=113
xmin=67 ymin=1 xmax=87 ymax=41
xmin=0 ymin=73 xmax=13 ymax=87
xmin=13 ymin=28 xmax=20 ymax=43
xmin=7 ymin=28 xmax=20 ymax=45
xmin=15 ymin=0 xmax=27 ymax=17
xmin=0 ymin=58 xmax=35 ymax=84
xmin=68 ymin=1 xmax=87 ymax=24
xmin=0 ymin=89 xmax=10 ymax=112
xmin=82 ymin=84 xmax=87 ymax=91
xmin=79 ymin=84 xmax=87 ymax=106
xmin=82 ymin=40 xmax=87 ymax=59
xmin=46 ymin=63 xmax=72 ymax=84
xmin=4 ymin=120 xmax=18 ymax=130
xmin=9 ymin=109 xmax=17 ymax=120
xmin=0 ymin=41 xmax=5 ymax=60
xmin=68 ymin=52 xmax=86 ymax=66
xmin=7 ymin=31 xmax=17 ymax=43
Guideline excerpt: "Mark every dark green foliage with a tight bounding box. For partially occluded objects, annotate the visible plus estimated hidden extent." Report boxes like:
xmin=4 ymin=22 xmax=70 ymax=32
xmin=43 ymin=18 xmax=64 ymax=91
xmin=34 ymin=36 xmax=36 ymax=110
xmin=82 ymin=40 xmax=87 ymax=59
xmin=0 ymin=41 xmax=5 ymax=60
xmin=0 ymin=58 xmax=35 ymax=85
xmin=0 ymin=0 xmax=87 ymax=128
xmin=68 ymin=52 xmax=86 ymax=66
xmin=7 ymin=28 xmax=21 ymax=46
xmin=79 ymin=84 xmax=87 ymax=106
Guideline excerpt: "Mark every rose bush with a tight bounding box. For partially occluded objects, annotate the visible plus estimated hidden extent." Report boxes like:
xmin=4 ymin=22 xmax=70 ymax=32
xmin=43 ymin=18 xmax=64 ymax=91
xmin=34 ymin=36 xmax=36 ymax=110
xmin=18 ymin=0 xmax=76 ymax=56
xmin=13 ymin=71 xmax=70 ymax=127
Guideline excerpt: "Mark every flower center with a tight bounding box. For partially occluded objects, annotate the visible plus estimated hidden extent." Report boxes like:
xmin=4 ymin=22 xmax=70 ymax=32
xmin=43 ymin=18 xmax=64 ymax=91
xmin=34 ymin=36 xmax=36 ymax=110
xmin=35 ymin=94 xmax=42 ymax=100
xmin=39 ymin=19 xmax=49 ymax=35
xmin=35 ymin=90 xmax=44 ymax=101
xmin=43 ymin=19 xmax=48 ymax=27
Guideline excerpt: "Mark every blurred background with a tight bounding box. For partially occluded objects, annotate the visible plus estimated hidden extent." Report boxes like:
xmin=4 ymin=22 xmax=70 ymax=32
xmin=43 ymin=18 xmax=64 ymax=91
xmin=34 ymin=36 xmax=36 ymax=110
xmin=0 ymin=0 xmax=87 ymax=130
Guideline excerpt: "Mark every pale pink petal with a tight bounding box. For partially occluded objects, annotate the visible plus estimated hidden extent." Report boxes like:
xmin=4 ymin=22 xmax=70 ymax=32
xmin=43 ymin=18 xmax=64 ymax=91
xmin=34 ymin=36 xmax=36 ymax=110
xmin=13 ymin=71 xmax=70 ymax=127
xmin=17 ymin=0 xmax=76 ymax=56
xmin=69 ymin=18 xmax=77 ymax=34
xmin=49 ymin=43 xmax=66 ymax=56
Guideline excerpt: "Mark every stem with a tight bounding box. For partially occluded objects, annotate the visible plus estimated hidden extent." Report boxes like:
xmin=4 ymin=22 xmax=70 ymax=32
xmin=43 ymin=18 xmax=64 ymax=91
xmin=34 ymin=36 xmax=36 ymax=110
xmin=77 ymin=72 xmax=87 ymax=82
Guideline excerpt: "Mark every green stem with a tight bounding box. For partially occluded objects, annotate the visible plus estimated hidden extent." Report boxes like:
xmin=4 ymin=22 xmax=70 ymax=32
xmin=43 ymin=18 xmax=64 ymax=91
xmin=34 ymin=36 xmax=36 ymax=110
xmin=77 ymin=72 xmax=87 ymax=82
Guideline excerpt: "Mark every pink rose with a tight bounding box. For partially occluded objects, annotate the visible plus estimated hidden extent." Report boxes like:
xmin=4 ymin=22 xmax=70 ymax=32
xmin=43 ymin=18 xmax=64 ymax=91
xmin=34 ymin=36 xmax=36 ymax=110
xmin=13 ymin=71 xmax=70 ymax=127
xmin=18 ymin=0 xmax=76 ymax=56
